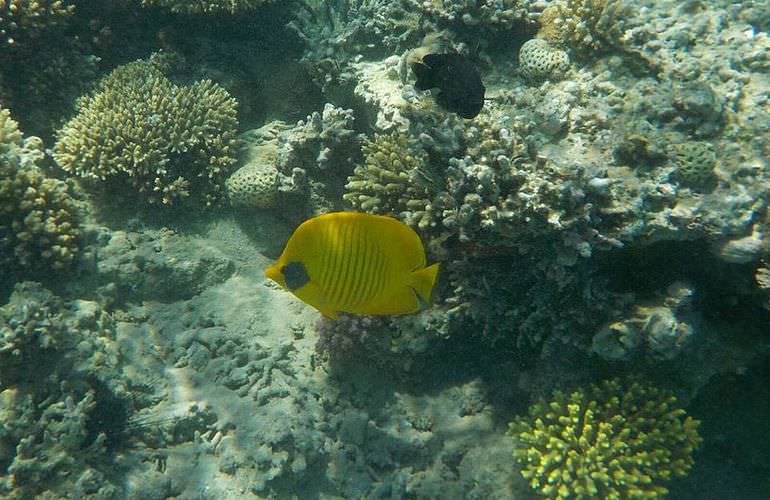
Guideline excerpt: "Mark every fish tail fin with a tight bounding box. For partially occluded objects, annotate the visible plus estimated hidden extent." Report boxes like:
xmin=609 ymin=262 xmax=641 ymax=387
xmin=410 ymin=263 xmax=440 ymax=304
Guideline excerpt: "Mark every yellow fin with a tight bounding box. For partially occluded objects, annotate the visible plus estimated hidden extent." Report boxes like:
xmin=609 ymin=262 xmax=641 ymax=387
xmin=410 ymin=263 xmax=440 ymax=304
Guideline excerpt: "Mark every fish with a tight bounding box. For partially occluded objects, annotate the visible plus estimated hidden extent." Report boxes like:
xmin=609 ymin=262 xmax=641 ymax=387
xmin=264 ymin=212 xmax=440 ymax=319
xmin=410 ymin=52 xmax=485 ymax=119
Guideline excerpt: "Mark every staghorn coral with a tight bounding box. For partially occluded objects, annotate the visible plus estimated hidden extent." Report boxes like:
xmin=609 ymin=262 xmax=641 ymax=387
xmin=508 ymin=378 xmax=702 ymax=499
xmin=0 ymin=0 xmax=74 ymax=48
xmin=0 ymin=108 xmax=81 ymax=279
xmin=140 ymin=0 xmax=277 ymax=14
xmin=538 ymin=0 xmax=629 ymax=56
xmin=53 ymin=57 xmax=239 ymax=207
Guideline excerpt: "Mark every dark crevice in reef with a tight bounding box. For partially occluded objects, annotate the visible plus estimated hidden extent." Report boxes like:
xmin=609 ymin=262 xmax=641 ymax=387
xmin=596 ymin=239 xmax=769 ymax=327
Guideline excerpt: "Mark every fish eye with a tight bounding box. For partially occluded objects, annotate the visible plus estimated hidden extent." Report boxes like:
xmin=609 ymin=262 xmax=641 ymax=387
xmin=281 ymin=261 xmax=310 ymax=290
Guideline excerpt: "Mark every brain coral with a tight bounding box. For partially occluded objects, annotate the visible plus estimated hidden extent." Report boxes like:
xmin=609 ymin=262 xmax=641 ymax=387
xmin=140 ymin=0 xmax=277 ymax=14
xmin=508 ymin=378 xmax=702 ymax=499
xmin=518 ymin=38 xmax=570 ymax=80
xmin=226 ymin=158 xmax=279 ymax=209
xmin=53 ymin=57 xmax=238 ymax=207
xmin=0 ymin=107 xmax=81 ymax=278
xmin=669 ymin=141 xmax=717 ymax=190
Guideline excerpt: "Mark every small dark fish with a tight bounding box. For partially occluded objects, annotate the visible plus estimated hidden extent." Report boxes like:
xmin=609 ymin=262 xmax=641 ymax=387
xmin=411 ymin=52 xmax=485 ymax=119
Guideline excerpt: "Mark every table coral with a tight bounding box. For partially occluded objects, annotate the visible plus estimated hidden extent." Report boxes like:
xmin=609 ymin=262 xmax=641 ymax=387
xmin=508 ymin=378 xmax=702 ymax=499
xmin=53 ymin=57 xmax=239 ymax=207
xmin=0 ymin=108 xmax=81 ymax=279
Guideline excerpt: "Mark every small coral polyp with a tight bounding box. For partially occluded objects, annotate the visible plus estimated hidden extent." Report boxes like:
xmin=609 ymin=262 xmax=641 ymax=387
xmin=508 ymin=378 xmax=702 ymax=499
xmin=53 ymin=57 xmax=238 ymax=207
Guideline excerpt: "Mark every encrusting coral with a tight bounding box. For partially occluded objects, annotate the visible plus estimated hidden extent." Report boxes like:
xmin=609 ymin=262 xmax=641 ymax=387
xmin=508 ymin=378 xmax=702 ymax=499
xmin=0 ymin=107 xmax=81 ymax=279
xmin=53 ymin=56 xmax=239 ymax=207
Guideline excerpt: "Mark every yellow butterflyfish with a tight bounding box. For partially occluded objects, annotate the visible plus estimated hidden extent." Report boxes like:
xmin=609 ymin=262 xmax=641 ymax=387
xmin=265 ymin=212 xmax=439 ymax=319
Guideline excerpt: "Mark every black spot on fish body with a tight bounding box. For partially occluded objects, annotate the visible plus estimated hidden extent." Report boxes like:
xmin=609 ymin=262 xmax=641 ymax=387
xmin=282 ymin=261 xmax=310 ymax=290
xmin=412 ymin=52 xmax=485 ymax=119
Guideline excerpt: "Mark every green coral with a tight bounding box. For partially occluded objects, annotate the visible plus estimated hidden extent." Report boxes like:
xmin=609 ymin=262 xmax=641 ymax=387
xmin=140 ymin=0 xmax=276 ymax=14
xmin=0 ymin=108 xmax=81 ymax=278
xmin=53 ymin=57 xmax=239 ymax=207
xmin=508 ymin=378 xmax=702 ymax=499
xmin=538 ymin=0 xmax=629 ymax=56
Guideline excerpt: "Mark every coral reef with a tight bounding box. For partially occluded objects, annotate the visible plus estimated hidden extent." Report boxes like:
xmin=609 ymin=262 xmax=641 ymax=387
xmin=0 ymin=0 xmax=99 ymax=138
xmin=508 ymin=378 xmax=702 ymax=499
xmin=0 ymin=282 xmax=120 ymax=498
xmin=140 ymin=0 xmax=277 ymax=14
xmin=231 ymin=104 xmax=361 ymax=215
xmin=0 ymin=108 xmax=81 ymax=280
xmin=591 ymin=282 xmax=697 ymax=361
xmin=53 ymin=56 xmax=239 ymax=207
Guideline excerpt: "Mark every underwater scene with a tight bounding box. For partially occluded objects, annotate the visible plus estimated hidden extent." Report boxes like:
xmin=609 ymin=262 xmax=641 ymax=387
xmin=1 ymin=0 xmax=769 ymax=498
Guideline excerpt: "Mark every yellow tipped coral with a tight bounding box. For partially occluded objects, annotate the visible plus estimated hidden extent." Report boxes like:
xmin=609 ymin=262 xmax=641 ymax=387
xmin=508 ymin=378 xmax=702 ymax=499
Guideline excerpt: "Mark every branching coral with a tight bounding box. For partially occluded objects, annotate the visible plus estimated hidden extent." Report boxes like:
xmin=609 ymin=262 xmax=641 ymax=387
xmin=343 ymin=131 xmax=431 ymax=216
xmin=53 ymin=57 xmax=239 ymax=207
xmin=0 ymin=0 xmax=74 ymax=48
xmin=416 ymin=0 xmax=530 ymax=33
xmin=0 ymin=282 xmax=120 ymax=497
xmin=508 ymin=378 xmax=702 ymax=499
xmin=538 ymin=0 xmax=629 ymax=56
xmin=0 ymin=108 xmax=81 ymax=279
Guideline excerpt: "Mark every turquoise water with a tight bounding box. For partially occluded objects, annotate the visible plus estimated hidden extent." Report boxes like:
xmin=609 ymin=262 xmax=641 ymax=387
xmin=1 ymin=0 xmax=768 ymax=498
